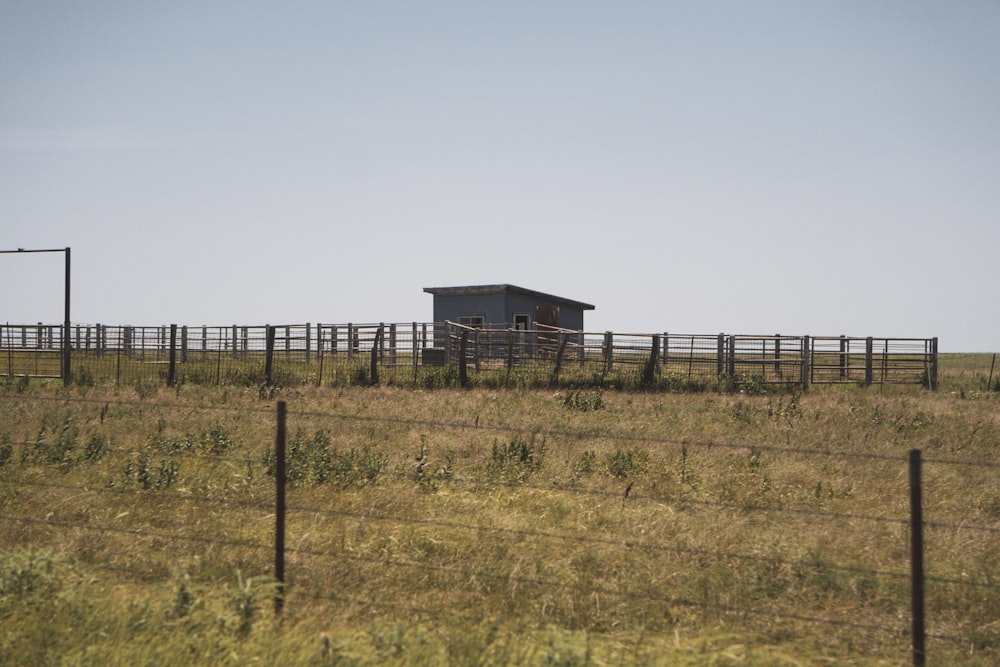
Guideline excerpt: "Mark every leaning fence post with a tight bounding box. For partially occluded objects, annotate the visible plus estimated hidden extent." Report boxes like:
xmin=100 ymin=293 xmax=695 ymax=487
xmin=643 ymin=334 xmax=659 ymax=387
xmin=274 ymin=400 xmax=287 ymax=615
xmin=370 ymin=325 xmax=383 ymax=385
xmin=909 ymin=449 xmax=926 ymax=666
xmin=554 ymin=331 xmax=567 ymax=379
xmin=316 ymin=326 xmax=325 ymax=387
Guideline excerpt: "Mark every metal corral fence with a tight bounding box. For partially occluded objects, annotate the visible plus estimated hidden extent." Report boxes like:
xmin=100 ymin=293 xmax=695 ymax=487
xmin=0 ymin=321 xmax=938 ymax=390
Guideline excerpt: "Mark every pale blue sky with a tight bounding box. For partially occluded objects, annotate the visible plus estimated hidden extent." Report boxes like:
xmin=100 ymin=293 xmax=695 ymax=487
xmin=2 ymin=2 xmax=997 ymax=351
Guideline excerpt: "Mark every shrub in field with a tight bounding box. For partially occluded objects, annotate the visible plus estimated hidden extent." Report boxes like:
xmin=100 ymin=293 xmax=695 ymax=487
xmin=560 ymin=388 xmax=604 ymax=412
xmin=200 ymin=425 xmax=236 ymax=454
xmin=82 ymin=434 xmax=108 ymax=462
xmin=605 ymin=447 xmax=649 ymax=478
xmin=574 ymin=449 xmax=597 ymax=477
xmin=0 ymin=549 xmax=68 ymax=601
xmin=413 ymin=437 xmax=453 ymax=491
xmin=117 ymin=452 xmax=180 ymax=490
xmin=72 ymin=366 xmax=95 ymax=387
xmin=487 ymin=435 xmax=546 ymax=482
xmin=264 ymin=428 xmax=387 ymax=488
xmin=0 ymin=433 xmax=12 ymax=466
xmin=20 ymin=418 xmax=78 ymax=466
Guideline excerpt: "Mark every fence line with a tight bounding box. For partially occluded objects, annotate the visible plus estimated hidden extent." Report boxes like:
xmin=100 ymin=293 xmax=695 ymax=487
xmin=1 ymin=321 xmax=938 ymax=390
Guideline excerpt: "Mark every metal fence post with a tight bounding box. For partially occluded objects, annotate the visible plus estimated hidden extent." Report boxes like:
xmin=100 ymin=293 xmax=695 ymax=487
xmin=909 ymin=449 xmax=926 ymax=666
xmin=274 ymin=400 xmax=286 ymax=615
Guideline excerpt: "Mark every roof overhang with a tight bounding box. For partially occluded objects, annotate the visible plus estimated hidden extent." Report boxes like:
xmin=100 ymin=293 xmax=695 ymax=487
xmin=423 ymin=284 xmax=595 ymax=310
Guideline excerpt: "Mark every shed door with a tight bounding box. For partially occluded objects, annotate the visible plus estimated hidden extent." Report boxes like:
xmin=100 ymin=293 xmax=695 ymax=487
xmin=536 ymin=305 xmax=559 ymax=329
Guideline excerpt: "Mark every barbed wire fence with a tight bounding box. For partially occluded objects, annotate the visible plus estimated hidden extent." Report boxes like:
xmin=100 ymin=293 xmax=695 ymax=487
xmin=1 ymin=394 xmax=997 ymax=665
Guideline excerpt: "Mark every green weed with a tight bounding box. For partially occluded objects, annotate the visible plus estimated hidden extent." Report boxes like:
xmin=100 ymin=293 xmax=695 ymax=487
xmin=487 ymin=435 xmax=546 ymax=481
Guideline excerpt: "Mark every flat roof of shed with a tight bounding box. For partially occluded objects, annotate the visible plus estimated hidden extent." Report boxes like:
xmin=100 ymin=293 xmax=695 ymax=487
xmin=423 ymin=284 xmax=595 ymax=310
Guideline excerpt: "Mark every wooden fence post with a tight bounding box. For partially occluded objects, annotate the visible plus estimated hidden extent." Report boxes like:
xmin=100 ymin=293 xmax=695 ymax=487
xmin=378 ymin=322 xmax=385 ymax=365
xmin=801 ymin=336 xmax=811 ymax=390
xmin=167 ymin=324 xmax=177 ymax=387
xmin=604 ymin=331 xmax=614 ymax=373
xmin=316 ymin=326 xmax=324 ymax=387
xmin=839 ymin=335 xmax=847 ymax=380
xmin=774 ymin=334 xmax=782 ymax=378
xmin=265 ymin=325 xmax=275 ymax=386
xmin=726 ymin=335 xmax=736 ymax=378
xmin=412 ymin=322 xmax=419 ymax=378
xmin=865 ymin=337 xmax=874 ymax=386
xmin=643 ymin=334 xmax=660 ymax=386
xmin=305 ymin=323 xmax=311 ymax=364
xmin=716 ymin=333 xmax=725 ymax=377
xmin=473 ymin=328 xmax=480 ymax=372
xmin=390 ymin=323 xmax=397 ymax=366
xmin=554 ymin=332 xmax=567 ymax=378
xmin=928 ymin=338 xmax=938 ymax=391
xmin=506 ymin=329 xmax=515 ymax=371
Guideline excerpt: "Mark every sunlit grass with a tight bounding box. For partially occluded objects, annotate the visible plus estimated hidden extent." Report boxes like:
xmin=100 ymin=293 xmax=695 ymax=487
xmin=0 ymin=359 xmax=997 ymax=665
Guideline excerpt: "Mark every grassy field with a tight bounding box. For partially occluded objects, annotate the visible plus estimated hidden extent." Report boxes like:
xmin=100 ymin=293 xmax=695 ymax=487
xmin=0 ymin=354 xmax=997 ymax=665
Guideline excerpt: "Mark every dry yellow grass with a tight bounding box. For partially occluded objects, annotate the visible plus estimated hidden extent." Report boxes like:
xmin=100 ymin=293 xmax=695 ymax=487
xmin=0 ymin=356 xmax=997 ymax=665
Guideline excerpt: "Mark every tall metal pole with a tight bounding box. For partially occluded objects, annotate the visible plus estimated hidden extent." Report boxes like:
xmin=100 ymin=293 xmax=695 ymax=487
xmin=63 ymin=247 xmax=71 ymax=387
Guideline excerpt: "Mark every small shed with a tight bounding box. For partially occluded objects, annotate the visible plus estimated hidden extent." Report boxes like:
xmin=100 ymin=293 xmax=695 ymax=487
xmin=423 ymin=284 xmax=595 ymax=331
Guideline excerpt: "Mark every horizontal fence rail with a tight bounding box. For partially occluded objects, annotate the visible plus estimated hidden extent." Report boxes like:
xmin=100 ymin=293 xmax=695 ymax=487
xmin=0 ymin=322 xmax=938 ymax=391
